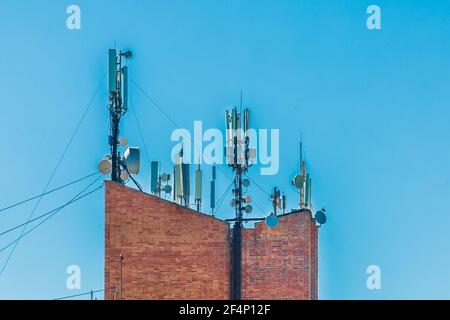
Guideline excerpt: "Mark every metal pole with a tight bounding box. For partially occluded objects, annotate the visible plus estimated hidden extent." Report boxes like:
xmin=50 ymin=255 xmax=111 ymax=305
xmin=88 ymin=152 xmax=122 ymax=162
xmin=230 ymin=118 xmax=243 ymax=300
xmin=120 ymin=254 xmax=124 ymax=300
xmin=90 ymin=290 xmax=93 ymax=300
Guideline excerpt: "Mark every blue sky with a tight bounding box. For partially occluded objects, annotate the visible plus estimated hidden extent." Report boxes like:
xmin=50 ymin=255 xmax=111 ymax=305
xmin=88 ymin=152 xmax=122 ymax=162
xmin=1 ymin=0 xmax=450 ymax=299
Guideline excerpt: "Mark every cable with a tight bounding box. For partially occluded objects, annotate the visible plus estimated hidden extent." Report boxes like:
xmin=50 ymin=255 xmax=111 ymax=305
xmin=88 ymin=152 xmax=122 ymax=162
xmin=0 ymin=172 xmax=98 ymax=215
xmin=214 ymin=181 xmax=234 ymax=216
xmin=0 ymin=182 xmax=102 ymax=237
xmin=130 ymin=77 xmax=180 ymax=128
xmin=244 ymin=173 xmax=271 ymax=198
xmin=0 ymin=74 xmax=106 ymax=277
xmin=130 ymin=76 xmax=233 ymax=181
xmin=53 ymin=289 xmax=104 ymax=300
xmin=0 ymin=176 xmax=103 ymax=255
xmin=129 ymin=96 xmax=151 ymax=166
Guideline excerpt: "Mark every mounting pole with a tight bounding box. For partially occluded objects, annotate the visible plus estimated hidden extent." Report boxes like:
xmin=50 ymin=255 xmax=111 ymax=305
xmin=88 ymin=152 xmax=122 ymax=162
xmin=119 ymin=254 xmax=124 ymax=300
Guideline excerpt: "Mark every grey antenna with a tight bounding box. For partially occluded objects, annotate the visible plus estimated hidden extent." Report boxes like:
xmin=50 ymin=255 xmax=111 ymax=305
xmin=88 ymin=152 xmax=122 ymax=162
xmin=151 ymin=161 xmax=159 ymax=194
xmin=174 ymin=154 xmax=183 ymax=204
xmin=181 ymin=163 xmax=190 ymax=206
xmin=305 ymin=174 xmax=312 ymax=209
xmin=281 ymin=193 xmax=286 ymax=214
xmin=195 ymin=164 xmax=202 ymax=211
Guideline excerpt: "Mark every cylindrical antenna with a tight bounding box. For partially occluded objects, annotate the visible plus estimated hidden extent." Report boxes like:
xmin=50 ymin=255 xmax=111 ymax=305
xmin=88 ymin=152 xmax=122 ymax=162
xmin=121 ymin=66 xmax=128 ymax=113
xmin=181 ymin=163 xmax=190 ymax=206
xmin=108 ymin=49 xmax=117 ymax=94
xmin=151 ymin=161 xmax=159 ymax=194
xmin=195 ymin=165 xmax=202 ymax=211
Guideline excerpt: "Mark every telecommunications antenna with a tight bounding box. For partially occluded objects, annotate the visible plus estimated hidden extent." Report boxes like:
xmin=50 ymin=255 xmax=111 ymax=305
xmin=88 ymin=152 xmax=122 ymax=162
xmin=315 ymin=209 xmax=327 ymax=225
xmin=122 ymin=147 xmax=141 ymax=174
xmin=265 ymin=214 xmax=278 ymax=228
xmin=293 ymin=174 xmax=303 ymax=189
xmin=120 ymin=170 xmax=129 ymax=182
xmin=164 ymin=185 xmax=172 ymax=194
xmin=119 ymin=137 xmax=128 ymax=146
xmin=161 ymin=173 xmax=169 ymax=182
xmin=98 ymin=159 xmax=112 ymax=175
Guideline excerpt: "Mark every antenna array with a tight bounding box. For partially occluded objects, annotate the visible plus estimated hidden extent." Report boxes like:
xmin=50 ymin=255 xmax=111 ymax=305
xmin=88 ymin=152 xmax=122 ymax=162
xmin=225 ymin=106 xmax=255 ymax=301
xmin=98 ymin=49 xmax=142 ymax=191
xmin=293 ymin=140 xmax=312 ymax=210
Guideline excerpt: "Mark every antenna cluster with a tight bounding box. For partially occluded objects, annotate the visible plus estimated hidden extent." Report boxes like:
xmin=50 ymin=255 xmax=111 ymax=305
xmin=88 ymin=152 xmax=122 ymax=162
xmin=225 ymin=105 xmax=255 ymax=301
xmin=225 ymin=107 xmax=255 ymax=220
xmin=151 ymin=161 xmax=172 ymax=198
xmin=98 ymin=49 xmax=142 ymax=191
xmin=292 ymin=141 xmax=327 ymax=226
xmin=292 ymin=140 xmax=312 ymax=210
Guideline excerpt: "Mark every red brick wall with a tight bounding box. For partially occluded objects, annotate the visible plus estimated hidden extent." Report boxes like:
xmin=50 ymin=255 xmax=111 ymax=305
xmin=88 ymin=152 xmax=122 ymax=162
xmin=105 ymin=181 xmax=230 ymax=300
xmin=241 ymin=212 xmax=318 ymax=300
xmin=104 ymin=181 xmax=318 ymax=300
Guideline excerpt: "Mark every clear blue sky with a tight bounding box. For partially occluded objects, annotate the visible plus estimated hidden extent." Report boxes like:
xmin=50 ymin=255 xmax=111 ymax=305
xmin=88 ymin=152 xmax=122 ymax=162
xmin=1 ymin=0 xmax=450 ymax=299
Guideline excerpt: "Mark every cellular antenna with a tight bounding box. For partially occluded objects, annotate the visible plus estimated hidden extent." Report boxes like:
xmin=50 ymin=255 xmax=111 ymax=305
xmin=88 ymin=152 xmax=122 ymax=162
xmin=195 ymin=164 xmax=202 ymax=211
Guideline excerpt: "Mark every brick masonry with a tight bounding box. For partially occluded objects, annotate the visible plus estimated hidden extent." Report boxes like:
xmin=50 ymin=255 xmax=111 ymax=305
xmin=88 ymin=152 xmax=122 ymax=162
xmin=104 ymin=181 xmax=318 ymax=300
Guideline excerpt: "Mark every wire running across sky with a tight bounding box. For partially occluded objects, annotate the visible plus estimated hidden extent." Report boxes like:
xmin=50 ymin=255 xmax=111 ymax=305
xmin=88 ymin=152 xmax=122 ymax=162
xmin=0 ymin=172 xmax=98 ymax=216
xmin=0 ymin=175 xmax=103 ymax=255
xmin=0 ymin=74 xmax=106 ymax=276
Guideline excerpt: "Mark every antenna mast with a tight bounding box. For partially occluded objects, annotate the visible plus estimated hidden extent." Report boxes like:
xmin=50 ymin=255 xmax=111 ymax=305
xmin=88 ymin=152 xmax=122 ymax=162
xmin=226 ymin=103 xmax=254 ymax=300
xmin=108 ymin=49 xmax=132 ymax=183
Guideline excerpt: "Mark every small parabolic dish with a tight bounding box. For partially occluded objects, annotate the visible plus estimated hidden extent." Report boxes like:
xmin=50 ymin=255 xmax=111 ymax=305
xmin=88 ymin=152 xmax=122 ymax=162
xmin=315 ymin=210 xmax=327 ymax=225
xmin=164 ymin=185 xmax=172 ymax=194
xmin=265 ymin=214 xmax=278 ymax=228
xmin=98 ymin=159 xmax=112 ymax=175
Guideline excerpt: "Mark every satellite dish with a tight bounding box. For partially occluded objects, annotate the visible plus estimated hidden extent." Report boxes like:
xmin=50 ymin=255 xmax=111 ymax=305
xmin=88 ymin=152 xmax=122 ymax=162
xmin=98 ymin=159 xmax=112 ymax=175
xmin=244 ymin=205 xmax=253 ymax=213
xmin=315 ymin=210 xmax=327 ymax=225
xmin=230 ymin=199 xmax=237 ymax=207
xmin=119 ymin=137 xmax=128 ymax=146
xmin=122 ymin=147 xmax=140 ymax=174
xmin=120 ymin=170 xmax=129 ymax=181
xmin=244 ymin=195 xmax=252 ymax=204
xmin=242 ymin=179 xmax=250 ymax=187
xmin=161 ymin=173 xmax=170 ymax=182
xmin=265 ymin=214 xmax=278 ymax=228
xmin=164 ymin=185 xmax=172 ymax=194
xmin=293 ymin=174 xmax=303 ymax=189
